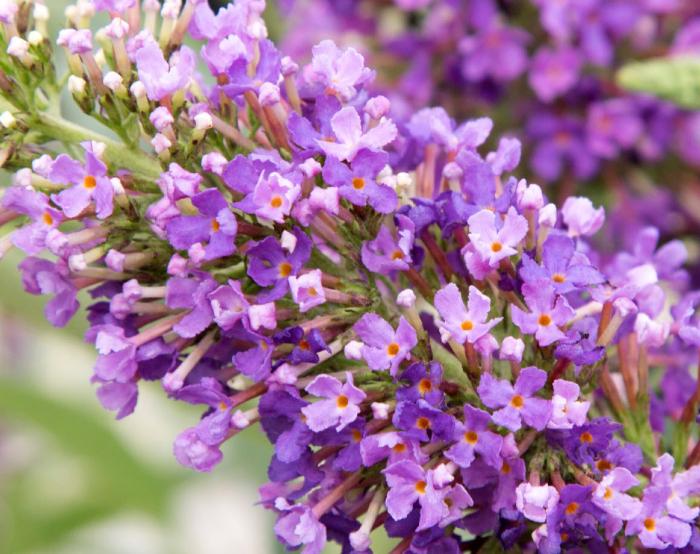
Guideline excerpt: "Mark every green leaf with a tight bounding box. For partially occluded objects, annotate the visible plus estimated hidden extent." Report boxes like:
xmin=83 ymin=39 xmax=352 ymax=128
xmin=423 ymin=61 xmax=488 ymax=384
xmin=617 ymin=55 xmax=700 ymax=109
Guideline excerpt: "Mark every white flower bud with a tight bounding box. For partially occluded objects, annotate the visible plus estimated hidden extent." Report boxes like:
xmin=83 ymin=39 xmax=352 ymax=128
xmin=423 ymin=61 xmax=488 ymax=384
xmin=27 ymin=31 xmax=44 ymax=46
xmin=103 ymin=71 xmax=123 ymax=92
xmin=130 ymin=80 xmax=147 ymax=99
xmin=110 ymin=177 xmax=125 ymax=195
xmin=344 ymin=340 xmax=364 ymax=360
xmin=280 ymin=230 xmax=298 ymax=253
xmin=33 ymin=4 xmax=50 ymax=21
xmin=396 ymin=289 xmax=416 ymax=308
xmin=68 ymin=253 xmax=87 ymax=272
xmin=0 ymin=111 xmax=17 ymax=129
xmin=7 ymin=37 xmax=29 ymax=58
xmin=194 ymin=111 xmax=213 ymax=131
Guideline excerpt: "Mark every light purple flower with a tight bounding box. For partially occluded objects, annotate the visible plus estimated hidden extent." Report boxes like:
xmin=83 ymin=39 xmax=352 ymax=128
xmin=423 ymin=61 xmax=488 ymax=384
xmin=301 ymin=372 xmax=366 ymax=432
xmin=467 ymin=207 xmax=528 ymax=267
xmin=446 ymin=404 xmax=503 ymax=469
xmin=274 ymin=503 xmax=326 ymax=554
xmin=288 ymin=270 xmax=327 ymax=313
xmin=592 ymin=467 xmax=642 ymax=520
xmin=478 ymin=366 xmax=552 ymax=431
xmin=528 ymin=46 xmax=582 ymax=103
xmin=235 ymin=171 xmax=301 ymax=223
xmin=384 ymin=459 xmax=449 ymax=531
xmin=353 ymin=314 xmax=417 ymax=376
xmin=135 ymin=38 xmax=195 ymax=101
xmin=547 ymin=379 xmax=591 ymax=430
xmin=306 ymin=40 xmax=374 ymax=101
xmin=173 ymin=427 xmax=223 ymax=472
xmin=317 ymin=106 xmax=397 ymax=162
xmin=561 ymin=197 xmax=605 ymax=237
xmin=511 ymin=281 xmax=574 ymax=346
xmin=434 ymin=283 xmax=502 ymax=344
xmin=515 ymin=482 xmax=559 ymax=522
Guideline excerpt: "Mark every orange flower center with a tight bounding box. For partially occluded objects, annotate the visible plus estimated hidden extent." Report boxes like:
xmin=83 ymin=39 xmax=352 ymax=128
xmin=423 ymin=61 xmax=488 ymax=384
xmin=538 ymin=314 xmax=552 ymax=326
xmin=278 ymin=262 xmax=292 ymax=277
xmin=603 ymin=487 xmax=614 ymax=500
xmin=307 ymin=287 xmax=318 ymax=297
xmin=552 ymin=273 xmax=566 ymax=283
xmin=218 ymin=401 xmax=228 ymax=411
xmin=391 ymin=249 xmax=404 ymax=260
xmin=416 ymin=417 xmax=431 ymax=430
xmin=464 ymin=431 xmax=478 ymax=444
xmin=596 ymin=459 xmax=612 ymax=471
xmin=336 ymin=395 xmax=349 ymax=409
xmin=461 ymin=320 xmax=474 ymax=331
xmin=299 ymin=339 xmax=310 ymax=351
xmin=83 ymin=175 xmax=97 ymax=189
xmin=42 ymin=212 xmax=54 ymax=226
xmin=501 ymin=462 xmax=511 ymax=474
xmin=491 ymin=242 xmax=502 ymax=253
xmin=415 ymin=480 xmax=427 ymax=494
xmin=392 ymin=443 xmax=406 ymax=453
xmin=580 ymin=431 xmax=593 ymax=444
xmin=270 ymin=195 xmax=283 ymax=208
xmin=510 ymin=394 xmax=524 ymax=408
xmin=351 ymin=429 xmax=362 ymax=442
xmin=565 ymin=502 xmax=579 ymax=515
xmin=352 ymin=177 xmax=365 ymax=190
xmin=643 ymin=518 xmax=656 ymax=531
xmin=211 ymin=219 xmax=220 ymax=232
xmin=418 ymin=378 xmax=432 ymax=394
xmin=386 ymin=342 xmax=400 ymax=357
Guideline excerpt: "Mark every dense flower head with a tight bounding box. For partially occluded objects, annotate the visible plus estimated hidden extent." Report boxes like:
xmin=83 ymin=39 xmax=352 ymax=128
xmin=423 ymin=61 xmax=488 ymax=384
xmin=1 ymin=1 xmax=700 ymax=552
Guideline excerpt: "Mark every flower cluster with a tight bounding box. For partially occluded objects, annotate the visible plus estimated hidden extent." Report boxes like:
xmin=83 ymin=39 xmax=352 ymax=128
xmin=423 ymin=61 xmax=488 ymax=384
xmin=1 ymin=0 xmax=700 ymax=552
xmin=280 ymin=0 xmax=700 ymax=247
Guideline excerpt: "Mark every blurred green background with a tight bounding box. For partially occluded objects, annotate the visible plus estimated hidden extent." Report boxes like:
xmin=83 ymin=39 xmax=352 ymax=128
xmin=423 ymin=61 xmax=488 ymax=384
xmin=0 ymin=1 xmax=279 ymax=553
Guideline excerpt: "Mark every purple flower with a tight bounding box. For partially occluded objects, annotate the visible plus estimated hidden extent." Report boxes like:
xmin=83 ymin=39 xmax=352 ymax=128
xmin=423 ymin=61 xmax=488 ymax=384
xmin=393 ymin=399 xmax=455 ymax=442
xmin=446 ymin=405 xmax=503 ymax=469
xmin=586 ymin=99 xmax=643 ymax=159
xmin=301 ymin=372 xmax=366 ymax=432
xmin=95 ymin=380 xmax=138 ymax=420
xmin=527 ymin=111 xmax=599 ymax=182
xmin=322 ymin=150 xmax=397 ymax=213
xmin=89 ymin=324 xmax=137 ymax=383
xmin=384 ymin=459 xmax=449 ymax=531
xmin=135 ymin=39 xmax=195 ymax=101
xmin=173 ymin=427 xmax=223 ymax=472
xmin=166 ymin=276 xmax=216 ymax=338
xmin=306 ymin=40 xmax=374 ymax=101
xmin=288 ymin=270 xmax=326 ymax=313
xmin=2 ymin=185 xmax=62 ymax=254
xmin=18 ymin=257 xmax=79 ymax=327
xmin=515 ymin=482 xmax=559 ymax=523
xmin=274 ymin=503 xmax=326 ymax=554
xmin=528 ymin=46 xmax=582 ymax=103
xmin=49 ymin=146 xmax=114 ymax=219
xmin=434 ymin=283 xmax=502 ymax=344
xmin=520 ymin=234 xmax=604 ymax=294
xmin=353 ymin=314 xmax=417 ymax=375
xmin=459 ymin=23 xmax=529 ymax=83
xmin=247 ymin=227 xmax=312 ymax=302
xmin=478 ymin=366 xmax=552 ymax=431
xmin=467 ymin=207 xmax=528 ymax=268
xmin=234 ymin=172 xmax=301 ymax=224
xmin=223 ymin=39 xmax=281 ymax=98
xmin=511 ymin=281 xmax=574 ymax=346
xmin=547 ymin=379 xmax=591 ymax=430
xmin=361 ymin=215 xmax=415 ymax=275
xmin=317 ymin=106 xmax=397 ymax=162
xmin=208 ymin=280 xmax=249 ymax=331
xmin=592 ymin=467 xmax=642 ymax=521
xmin=166 ymin=189 xmax=237 ymax=260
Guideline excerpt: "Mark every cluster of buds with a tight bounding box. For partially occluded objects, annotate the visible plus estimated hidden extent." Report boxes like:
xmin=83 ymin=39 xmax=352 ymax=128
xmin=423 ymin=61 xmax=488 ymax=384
xmin=2 ymin=1 xmax=700 ymax=552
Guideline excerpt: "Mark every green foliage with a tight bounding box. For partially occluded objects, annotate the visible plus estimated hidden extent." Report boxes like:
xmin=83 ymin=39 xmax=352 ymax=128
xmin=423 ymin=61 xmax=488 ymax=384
xmin=617 ymin=55 xmax=700 ymax=109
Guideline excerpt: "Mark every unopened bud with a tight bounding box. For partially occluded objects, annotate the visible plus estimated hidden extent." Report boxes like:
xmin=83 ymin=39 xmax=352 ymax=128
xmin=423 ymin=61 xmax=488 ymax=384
xmin=194 ymin=111 xmax=213 ymax=131
xmin=0 ymin=111 xmax=16 ymax=129
xmin=68 ymin=75 xmax=87 ymax=95
xmin=103 ymin=71 xmax=123 ymax=92
xmin=27 ymin=31 xmax=43 ymax=46
xmin=7 ymin=37 xmax=29 ymax=58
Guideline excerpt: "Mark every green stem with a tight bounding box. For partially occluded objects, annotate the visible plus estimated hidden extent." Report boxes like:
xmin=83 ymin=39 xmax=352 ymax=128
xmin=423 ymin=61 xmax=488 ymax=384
xmin=33 ymin=113 xmax=162 ymax=181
